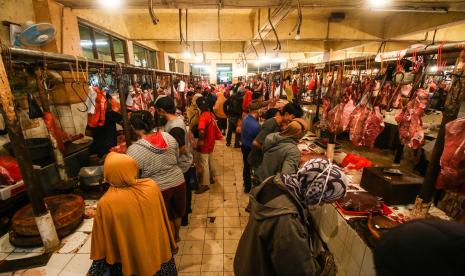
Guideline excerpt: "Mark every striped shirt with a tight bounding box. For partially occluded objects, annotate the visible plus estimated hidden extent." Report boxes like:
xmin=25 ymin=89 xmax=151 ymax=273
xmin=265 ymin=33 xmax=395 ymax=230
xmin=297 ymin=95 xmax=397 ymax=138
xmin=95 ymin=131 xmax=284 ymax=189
xmin=165 ymin=117 xmax=193 ymax=173
xmin=127 ymin=132 xmax=184 ymax=191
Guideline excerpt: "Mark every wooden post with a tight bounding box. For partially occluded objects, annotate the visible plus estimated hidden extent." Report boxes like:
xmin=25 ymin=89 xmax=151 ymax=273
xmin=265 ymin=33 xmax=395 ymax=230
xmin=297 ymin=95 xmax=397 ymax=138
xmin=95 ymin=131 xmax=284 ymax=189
xmin=419 ymin=50 xmax=465 ymax=202
xmin=0 ymin=57 xmax=59 ymax=251
xmin=116 ymin=66 xmax=132 ymax=147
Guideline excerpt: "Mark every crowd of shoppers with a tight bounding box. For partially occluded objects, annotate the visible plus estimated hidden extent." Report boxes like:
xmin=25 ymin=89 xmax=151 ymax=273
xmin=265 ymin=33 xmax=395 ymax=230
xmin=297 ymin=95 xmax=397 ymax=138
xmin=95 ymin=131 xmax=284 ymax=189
xmin=88 ymin=76 xmax=355 ymax=276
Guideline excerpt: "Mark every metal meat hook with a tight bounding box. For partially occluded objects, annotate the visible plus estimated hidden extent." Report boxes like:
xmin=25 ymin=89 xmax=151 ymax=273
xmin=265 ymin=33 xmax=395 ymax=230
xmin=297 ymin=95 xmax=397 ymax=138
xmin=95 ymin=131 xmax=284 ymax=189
xmin=71 ymin=81 xmax=91 ymax=113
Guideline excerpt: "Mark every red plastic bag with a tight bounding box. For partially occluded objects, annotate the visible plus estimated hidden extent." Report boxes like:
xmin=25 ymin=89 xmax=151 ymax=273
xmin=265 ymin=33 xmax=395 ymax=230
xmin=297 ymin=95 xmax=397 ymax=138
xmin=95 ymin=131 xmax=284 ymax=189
xmin=43 ymin=112 xmax=65 ymax=152
xmin=0 ymin=156 xmax=22 ymax=182
xmin=341 ymin=153 xmax=373 ymax=170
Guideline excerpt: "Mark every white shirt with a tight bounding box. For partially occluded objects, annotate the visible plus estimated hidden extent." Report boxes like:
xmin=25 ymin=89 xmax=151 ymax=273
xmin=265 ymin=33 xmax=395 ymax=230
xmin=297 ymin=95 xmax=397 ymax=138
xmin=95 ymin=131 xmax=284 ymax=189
xmin=178 ymin=80 xmax=186 ymax=93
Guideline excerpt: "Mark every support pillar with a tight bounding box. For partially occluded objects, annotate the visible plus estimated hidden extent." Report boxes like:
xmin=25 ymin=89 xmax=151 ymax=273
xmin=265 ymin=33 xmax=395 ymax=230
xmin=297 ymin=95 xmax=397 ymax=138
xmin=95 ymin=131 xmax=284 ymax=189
xmin=0 ymin=57 xmax=59 ymax=252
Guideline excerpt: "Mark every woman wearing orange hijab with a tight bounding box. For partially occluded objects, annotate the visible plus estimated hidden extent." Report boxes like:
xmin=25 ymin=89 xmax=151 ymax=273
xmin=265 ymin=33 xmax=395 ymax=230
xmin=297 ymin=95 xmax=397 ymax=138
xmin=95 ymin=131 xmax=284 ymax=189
xmin=88 ymin=152 xmax=178 ymax=276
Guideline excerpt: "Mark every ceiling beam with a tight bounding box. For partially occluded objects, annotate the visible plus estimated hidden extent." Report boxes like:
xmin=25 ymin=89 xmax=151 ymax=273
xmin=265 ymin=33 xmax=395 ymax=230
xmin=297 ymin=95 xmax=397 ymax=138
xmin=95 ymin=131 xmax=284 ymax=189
xmin=57 ymin=0 xmax=465 ymax=11
xmin=383 ymin=11 xmax=465 ymax=39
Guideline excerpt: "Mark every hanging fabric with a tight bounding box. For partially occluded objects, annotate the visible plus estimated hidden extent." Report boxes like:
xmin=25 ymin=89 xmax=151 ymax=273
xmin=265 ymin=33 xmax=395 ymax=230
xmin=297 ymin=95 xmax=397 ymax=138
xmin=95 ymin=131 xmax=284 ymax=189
xmin=87 ymin=87 xmax=107 ymax=128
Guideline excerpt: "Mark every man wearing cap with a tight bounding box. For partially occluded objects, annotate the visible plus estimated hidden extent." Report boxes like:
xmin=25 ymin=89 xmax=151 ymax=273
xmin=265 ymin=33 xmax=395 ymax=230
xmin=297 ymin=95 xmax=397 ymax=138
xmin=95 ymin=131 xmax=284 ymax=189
xmin=241 ymin=101 xmax=262 ymax=193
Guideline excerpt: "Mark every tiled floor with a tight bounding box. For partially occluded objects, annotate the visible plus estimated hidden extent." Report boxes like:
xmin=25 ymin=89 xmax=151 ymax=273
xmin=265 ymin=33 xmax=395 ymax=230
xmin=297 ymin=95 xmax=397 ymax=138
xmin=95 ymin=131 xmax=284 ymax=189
xmin=0 ymin=141 xmax=246 ymax=276
xmin=176 ymin=141 xmax=248 ymax=276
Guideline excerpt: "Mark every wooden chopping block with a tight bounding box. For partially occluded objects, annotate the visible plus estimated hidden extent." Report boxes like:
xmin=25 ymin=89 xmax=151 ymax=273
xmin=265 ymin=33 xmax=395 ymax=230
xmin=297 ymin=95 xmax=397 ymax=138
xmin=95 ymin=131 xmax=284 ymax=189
xmin=11 ymin=194 xmax=84 ymax=237
xmin=361 ymin=167 xmax=423 ymax=205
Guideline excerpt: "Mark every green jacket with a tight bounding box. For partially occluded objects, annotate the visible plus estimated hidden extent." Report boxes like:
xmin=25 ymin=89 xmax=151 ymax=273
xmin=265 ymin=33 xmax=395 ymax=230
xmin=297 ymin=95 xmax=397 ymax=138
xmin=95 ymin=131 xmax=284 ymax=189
xmin=256 ymin=133 xmax=301 ymax=182
xmin=234 ymin=175 xmax=321 ymax=276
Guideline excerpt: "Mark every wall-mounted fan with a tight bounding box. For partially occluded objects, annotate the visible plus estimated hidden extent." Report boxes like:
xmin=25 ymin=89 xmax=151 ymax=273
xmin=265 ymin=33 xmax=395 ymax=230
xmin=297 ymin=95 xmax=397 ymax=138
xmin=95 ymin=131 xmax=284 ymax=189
xmin=14 ymin=22 xmax=56 ymax=47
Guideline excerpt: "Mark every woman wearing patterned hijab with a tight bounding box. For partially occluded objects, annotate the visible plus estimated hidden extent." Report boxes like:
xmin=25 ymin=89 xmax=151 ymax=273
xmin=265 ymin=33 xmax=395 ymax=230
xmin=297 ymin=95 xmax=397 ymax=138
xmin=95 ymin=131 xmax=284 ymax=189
xmin=235 ymin=158 xmax=348 ymax=276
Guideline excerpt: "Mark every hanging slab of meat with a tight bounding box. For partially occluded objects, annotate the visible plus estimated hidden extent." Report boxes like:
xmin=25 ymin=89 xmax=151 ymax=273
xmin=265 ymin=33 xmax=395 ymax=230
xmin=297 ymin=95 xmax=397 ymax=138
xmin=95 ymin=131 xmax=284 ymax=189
xmin=378 ymin=83 xmax=392 ymax=109
xmin=390 ymin=85 xmax=404 ymax=110
xmin=341 ymin=99 xmax=356 ymax=131
xmin=400 ymin=84 xmax=412 ymax=97
xmin=328 ymin=103 xmax=345 ymax=133
xmin=363 ymin=107 xmax=385 ymax=148
xmin=372 ymin=80 xmax=381 ymax=97
xmin=439 ymin=118 xmax=465 ymax=189
xmin=132 ymin=87 xmax=146 ymax=111
xmin=395 ymin=89 xmax=429 ymax=149
xmin=349 ymin=105 xmax=370 ymax=146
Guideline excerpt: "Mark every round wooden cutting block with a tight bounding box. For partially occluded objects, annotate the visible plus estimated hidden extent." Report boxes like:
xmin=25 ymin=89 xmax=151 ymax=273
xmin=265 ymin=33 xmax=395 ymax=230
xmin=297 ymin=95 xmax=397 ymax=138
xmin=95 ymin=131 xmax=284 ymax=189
xmin=11 ymin=194 xmax=84 ymax=237
xmin=9 ymin=216 xmax=83 ymax=248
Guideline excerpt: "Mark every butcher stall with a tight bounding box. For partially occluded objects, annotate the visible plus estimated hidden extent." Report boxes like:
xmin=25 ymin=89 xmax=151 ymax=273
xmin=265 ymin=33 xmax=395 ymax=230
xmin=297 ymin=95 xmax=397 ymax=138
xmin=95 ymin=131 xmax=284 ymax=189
xmin=292 ymin=44 xmax=465 ymax=275
xmin=0 ymin=46 xmax=194 ymax=254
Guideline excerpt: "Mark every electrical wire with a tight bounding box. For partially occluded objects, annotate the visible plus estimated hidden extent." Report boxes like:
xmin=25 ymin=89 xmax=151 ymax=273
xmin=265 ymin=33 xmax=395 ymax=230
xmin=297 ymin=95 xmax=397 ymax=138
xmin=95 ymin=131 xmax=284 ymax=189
xmin=257 ymin=9 xmax=267 ymax=56
xmin=250 ymin=40 xmax=259 ymax=59
xmin=185 ymin=9 xmax=188 ymax=45
xmin=148 ymin=0 xmax=159 ymax=25
xmin=289 ymin=0 xmax=302 ymax=37
xmin=179 ymin=9 xmax=185 ymax=45
xmin=268 ymin=8 xmax=282 ymax=51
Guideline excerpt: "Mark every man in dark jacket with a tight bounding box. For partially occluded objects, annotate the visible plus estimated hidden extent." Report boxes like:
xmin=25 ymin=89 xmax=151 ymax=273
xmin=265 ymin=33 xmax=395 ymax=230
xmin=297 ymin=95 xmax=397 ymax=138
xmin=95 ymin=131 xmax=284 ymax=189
xmin=256 ymin=118 xmax=309 ymax=182
xmin=248 ymin=103 xmax=304 ymax=170
xmin=223 ymin=87 xmax=245 ymax=147
xmin=235 ymin=158 xmax=348 ymax=276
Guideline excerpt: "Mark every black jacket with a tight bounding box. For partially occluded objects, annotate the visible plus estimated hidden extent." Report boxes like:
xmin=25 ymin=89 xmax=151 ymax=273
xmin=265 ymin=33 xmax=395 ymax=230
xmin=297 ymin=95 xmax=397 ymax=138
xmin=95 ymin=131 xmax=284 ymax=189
xmin=223 ymin=93 xmax=243 ymax=118
xmin=234 ymin=175 xmax=321 ymax=276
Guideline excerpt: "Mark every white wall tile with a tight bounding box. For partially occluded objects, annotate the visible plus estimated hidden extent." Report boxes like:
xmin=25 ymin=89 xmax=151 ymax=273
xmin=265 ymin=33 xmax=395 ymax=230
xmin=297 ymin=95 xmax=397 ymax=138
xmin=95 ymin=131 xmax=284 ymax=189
xmin=360 ymin=248 xmax=376 ymax=276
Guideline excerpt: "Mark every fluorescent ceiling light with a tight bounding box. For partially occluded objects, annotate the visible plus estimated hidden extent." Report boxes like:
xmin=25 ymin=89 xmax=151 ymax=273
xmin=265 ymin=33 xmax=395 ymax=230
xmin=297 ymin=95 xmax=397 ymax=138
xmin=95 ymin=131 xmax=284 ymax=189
xmin=183 ymin=51 xmax=191 ymax=59
xmin=260 ymin=56 xmax=287 ymax=64
xmin=369 ymin=0 xmax=389 ymax=8
xmin=217 ymin=67 xmax=231 ymax=71
xmin=99 ymin=0 xmax=123 ymax=9
xmin=80 ymin=40 xmax=108 ymax=46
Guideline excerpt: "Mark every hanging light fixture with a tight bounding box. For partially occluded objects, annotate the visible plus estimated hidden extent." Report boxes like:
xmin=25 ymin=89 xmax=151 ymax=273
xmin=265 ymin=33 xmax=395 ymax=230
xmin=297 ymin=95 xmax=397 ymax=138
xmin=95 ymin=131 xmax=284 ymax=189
xmin=183 ymin=49 xmax=191 ymax=59
xmin=99 ymin=0 xmax=123 ymax=9
xmin=369 ymin=0 xmax=390 ymax=8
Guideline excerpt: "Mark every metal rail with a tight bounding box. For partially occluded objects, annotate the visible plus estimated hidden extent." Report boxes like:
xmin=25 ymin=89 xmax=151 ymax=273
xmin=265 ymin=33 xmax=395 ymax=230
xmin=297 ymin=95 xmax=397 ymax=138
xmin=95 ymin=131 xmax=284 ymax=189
xmin=1 ymin=46 xmax=191 ymax=76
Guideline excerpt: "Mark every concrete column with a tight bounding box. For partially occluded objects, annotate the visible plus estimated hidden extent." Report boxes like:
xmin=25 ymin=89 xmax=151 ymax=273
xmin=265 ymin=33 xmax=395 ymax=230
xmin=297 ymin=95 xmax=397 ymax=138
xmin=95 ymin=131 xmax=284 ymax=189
xmin=32 ymin=0 xmax=61 ymax=53
xmin=126 ymin=40 xmax=135 ymax=65
xmin=209 ymin=62 xmax=217 ymax=84
xmin=61 ymin=7 xmax=82 ymax=55
xmin=157 ymin=51 xmax=166 ymax=70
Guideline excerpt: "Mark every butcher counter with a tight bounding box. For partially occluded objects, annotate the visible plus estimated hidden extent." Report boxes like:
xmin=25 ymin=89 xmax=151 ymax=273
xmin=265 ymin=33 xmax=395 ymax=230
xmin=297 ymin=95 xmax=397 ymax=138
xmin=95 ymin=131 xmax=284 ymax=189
xmin=309 ymin=201 xmax=450 ymax=276
xmin=298 ymin=136 xmax=451 ymax=276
